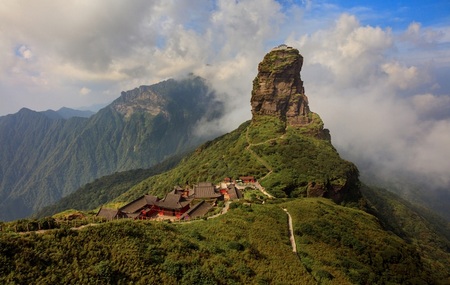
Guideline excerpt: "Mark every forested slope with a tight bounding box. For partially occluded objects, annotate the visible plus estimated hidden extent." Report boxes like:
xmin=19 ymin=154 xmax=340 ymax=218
xmin=0 ymin=77 xmax=222 ymax=221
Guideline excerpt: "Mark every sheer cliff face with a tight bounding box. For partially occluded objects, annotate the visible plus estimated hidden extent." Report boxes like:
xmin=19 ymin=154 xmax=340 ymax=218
xmin=251 ymin=46 xmax=311 ymax=126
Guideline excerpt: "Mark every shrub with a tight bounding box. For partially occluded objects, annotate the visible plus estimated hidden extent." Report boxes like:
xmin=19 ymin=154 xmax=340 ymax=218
xmin=315 ymin=269 xmax=334 ymax=281
xmin=228 ymin=241 xmax=245 ymax=251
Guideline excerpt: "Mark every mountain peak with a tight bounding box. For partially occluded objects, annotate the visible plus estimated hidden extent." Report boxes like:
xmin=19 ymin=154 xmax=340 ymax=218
xmin=113 ymin=86 xmax=168 ymax=119
xmin=251 ymin=45 xmax=311 ymax=126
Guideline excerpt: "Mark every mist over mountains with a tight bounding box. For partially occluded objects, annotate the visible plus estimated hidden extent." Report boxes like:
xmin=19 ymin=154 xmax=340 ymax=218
xmin=2 ymin=2 xmax=449 ymax=223
xmin=0 ymin=76 xmax=223 ymax=221
xmin=1 ymin=45 xmax=448 ymax=284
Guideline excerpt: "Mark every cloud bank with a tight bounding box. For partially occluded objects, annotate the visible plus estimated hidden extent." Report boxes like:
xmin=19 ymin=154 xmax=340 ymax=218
xmin=1 ymin=0 xmax=449 ymax=191
xmin=287 ymin=14 xmax=450 ymax=188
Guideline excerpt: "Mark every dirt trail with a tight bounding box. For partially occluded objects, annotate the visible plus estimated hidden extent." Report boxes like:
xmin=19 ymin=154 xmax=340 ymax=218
xmin=245 ymin=126 xmax=285 ymax=198
xmin=283 ymin=208 xmax=297 ymax=253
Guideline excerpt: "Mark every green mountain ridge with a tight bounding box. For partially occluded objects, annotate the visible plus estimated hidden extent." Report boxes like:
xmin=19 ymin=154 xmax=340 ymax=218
xmin=360 ymin=171 xmax=450 ymax=221
xmin=115 ymin=46 xmax=360 ymax=205
xmin=0 ymin=76 xmax=222 ymax=221
xmin=115 ymin=114 xmax=360 ymax=205
xmin=41 ymin=107 xmax=95 ymax=120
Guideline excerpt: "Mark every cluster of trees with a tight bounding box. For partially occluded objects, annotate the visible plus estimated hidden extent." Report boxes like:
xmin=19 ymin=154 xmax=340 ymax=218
xmin=0 ymin=217 xmax=59 ymax=233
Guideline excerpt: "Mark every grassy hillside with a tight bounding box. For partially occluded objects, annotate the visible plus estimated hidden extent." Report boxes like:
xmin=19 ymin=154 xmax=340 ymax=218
xmin=361 ymin=184 xmax=450 ymax=281
xmin=284 ymin=198 xmax=449 ymax=284
xmin=116 ymin=115 xmax=360 ymax=205
xmin=1 ymin=198 xmax=446 ymax=284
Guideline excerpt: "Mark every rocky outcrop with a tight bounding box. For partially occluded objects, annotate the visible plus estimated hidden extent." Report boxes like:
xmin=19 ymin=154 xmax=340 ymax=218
xmin=251 ymin=45 xmax=311 ymax=126
xmin=306 ymin=167 xmax=360 ymax=203
xmin=113 ymin=86 xmax=168 ymax=119
xmin=249 ymin=46 xmax=362 ymax=204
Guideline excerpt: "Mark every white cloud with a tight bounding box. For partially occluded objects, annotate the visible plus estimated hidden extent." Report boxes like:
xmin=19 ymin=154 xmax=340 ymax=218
xmin=287 ymin=12 xmax=450 ymax=187
xmin=381 ymin=62 xmax=420 ymax=90
xmin=291 ymin=14 xmax=394 ymax=89
xmin=79 ymin=87 xmax=91 ymax=96
xmin=402 ymin=22 xmax=444 ymax=46
xmin=17 ymin=45 xmax=33 ymax=59
xmin=412 ymin=93 xmax=450 ymax=120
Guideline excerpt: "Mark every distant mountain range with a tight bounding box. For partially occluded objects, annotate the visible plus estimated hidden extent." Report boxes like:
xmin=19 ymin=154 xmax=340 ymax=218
xmin=0 ymin=76 xmax=223 ymax=221
xmin=41 ymin=107 xmax=95 ymax=120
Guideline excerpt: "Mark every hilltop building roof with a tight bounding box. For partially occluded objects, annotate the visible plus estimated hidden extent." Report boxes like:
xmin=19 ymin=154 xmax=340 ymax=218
xmin=227 ymin=184 xmax=243 ymax=200
xmin=193 ymin=182 xmax=221 ymax=199
xmin=120 ymin=195 xmax=159 ymax=214
xmin=96 ymin=208 xmax=123 ymax=220
xmin=271 ymin=44 xmax=292 ymax=51
xmin=160 ymin=193 xmax=191 ymax=210
xmin=119 ymin=192 xmax=192 ymax=215
xmin=180 ymin=200 xmax=213 ymax=220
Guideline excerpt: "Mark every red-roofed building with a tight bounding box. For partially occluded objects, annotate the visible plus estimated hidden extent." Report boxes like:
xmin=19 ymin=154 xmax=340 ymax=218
xmin=240 ymin=176 xmax=255 ymax=183
xmin=119 ymin=192 xmax=191 ymax=219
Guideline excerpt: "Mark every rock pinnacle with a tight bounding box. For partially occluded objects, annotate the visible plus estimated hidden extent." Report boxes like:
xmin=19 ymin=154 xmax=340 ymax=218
xmin=251 ymin=45 xmax=311 ymax=126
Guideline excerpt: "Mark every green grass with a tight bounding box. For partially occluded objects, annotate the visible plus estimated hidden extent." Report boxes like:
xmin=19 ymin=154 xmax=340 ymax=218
xmin=0 ymin=204 xmax=316 ymax=285
xmin=247 ymin=115 xmax=286 ymax=144
xmin=1 ymin=198 xmax=444 ymax=284
xmin=115 ymin=113 xmax=360 ymax=206
xmin=258 ymin=48 xmax=301 ymax=74
xmin=283 ymin=198 xmax=442 ymax=284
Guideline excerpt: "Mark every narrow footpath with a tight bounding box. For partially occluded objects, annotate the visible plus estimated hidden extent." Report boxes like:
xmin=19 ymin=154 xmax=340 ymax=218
xmin=245 ymin=128 xmax=274 ymax=174
xmin=207 ymin=201 xmax=231 ymax=220
xmin=245 ymin=126 xmax=277 ymax=198
xmin=254 ymin=182 xmax=274 ymax=199
xmin=283 ymin=208 xmax=297 ymax=253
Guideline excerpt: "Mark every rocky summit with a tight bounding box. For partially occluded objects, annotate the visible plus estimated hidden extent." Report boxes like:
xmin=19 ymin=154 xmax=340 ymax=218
xmin=251 ymin=44 xmax=311 ymax=126
xmin=113 ymin=86 xmax=169 ymax=119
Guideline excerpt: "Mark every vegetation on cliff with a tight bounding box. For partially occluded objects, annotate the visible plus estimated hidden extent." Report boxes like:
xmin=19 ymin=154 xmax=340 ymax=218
xmin=115 ymin=112 xmax=360 ymax=206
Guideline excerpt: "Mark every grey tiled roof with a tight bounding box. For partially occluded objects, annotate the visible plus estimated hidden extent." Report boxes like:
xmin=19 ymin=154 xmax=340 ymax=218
xmin=180 ymin=200 xmax=213 ymax=219
xmin=96 ymin=208 xmax=120 ymax=220
xmin=158 ymin=193 xmax=191 ymax=210
xmin=120 ymin=195 xmax=159 ymax=213
xmin=194 ymin=183 xmax=221 ymax=198
xmin=228 ymin=185 xmax=243 ymax=200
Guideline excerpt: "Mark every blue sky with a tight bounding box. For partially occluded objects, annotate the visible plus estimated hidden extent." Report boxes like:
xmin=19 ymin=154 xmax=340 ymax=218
xmin=296 ymin=0 xmax=450 ymax=28
xmin=0 ymin=0 xmax=450 ymax=189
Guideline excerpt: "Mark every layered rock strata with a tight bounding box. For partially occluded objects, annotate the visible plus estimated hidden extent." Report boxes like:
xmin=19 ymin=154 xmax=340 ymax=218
xmin=251 ymin=45 xmax=311 ymax=126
